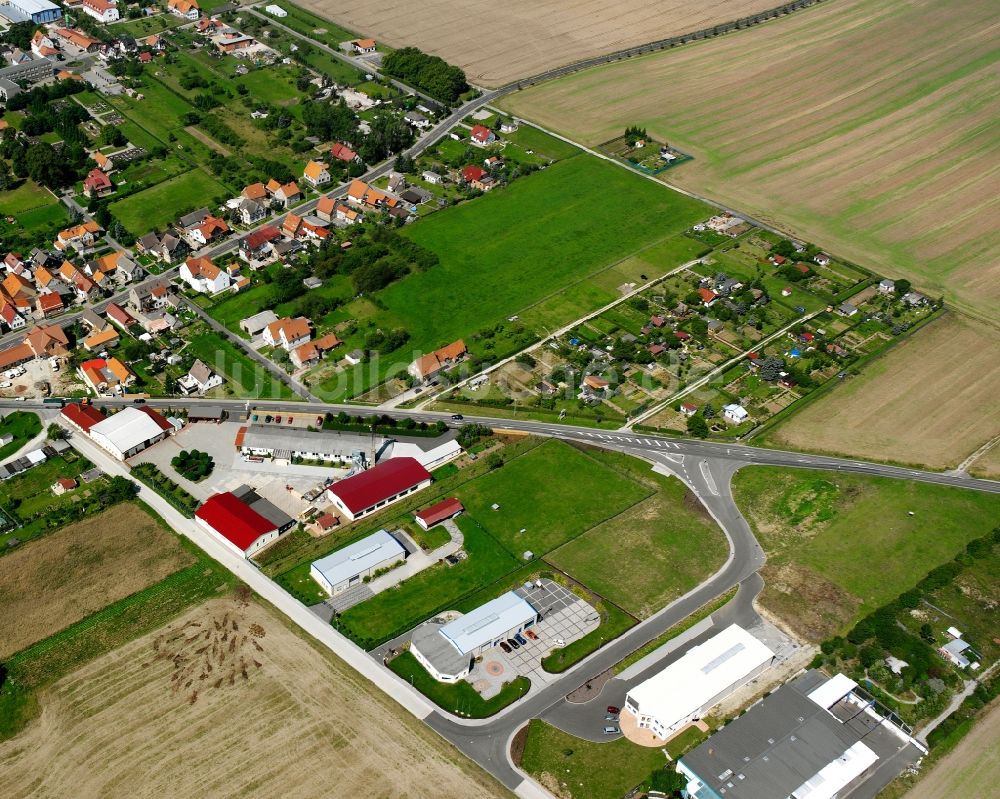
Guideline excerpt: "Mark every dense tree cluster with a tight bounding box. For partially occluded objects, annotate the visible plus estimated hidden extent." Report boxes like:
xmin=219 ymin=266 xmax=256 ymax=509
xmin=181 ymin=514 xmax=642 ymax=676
xmin=301 ymin=98 xmax=357 ymax=143
xmin=382 ymin=47 xmax=468 ymax=104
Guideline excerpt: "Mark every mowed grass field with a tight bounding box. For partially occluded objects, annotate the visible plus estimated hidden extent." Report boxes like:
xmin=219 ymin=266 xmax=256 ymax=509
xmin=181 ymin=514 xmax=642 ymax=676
xmin=732 ymin=466 xmax=1000 ymax=641
xmin=386 ymin=154 xmax=710 ymax=351
xmin=763 ymin=315 xmax=1000 ymax=469
xmin=547 ymin=457 xmax=727 ymax=619
xmin=0 ymin=598 xmax=511 ymax=799
xmin=0 ymin=504 xmax=195 ymax=659
xmin=298 ymin=0 xmax=783 ymax=86
xmin=500 ymin=0 xmax=1000 ymax=322
xmin=109 ymin=169 xmax=229 ymax=235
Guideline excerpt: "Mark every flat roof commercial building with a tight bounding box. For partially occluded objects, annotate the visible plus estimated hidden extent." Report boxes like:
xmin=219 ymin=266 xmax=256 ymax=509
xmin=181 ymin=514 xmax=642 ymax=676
xmin=310 ymin=529 xmax=405 ymax=595
xmin=327 ymin=457 xmax=432 ymax=522
xmin=678 ymin=671 xmax=925 ymax=799
xmin=87 ymin=406 xmax=173 ymax=460
xmin=0 ymin=0 xmax=62 ymax=23
xmin=624 ymin=625 xmax=774 ymax=739
xmin=238 ymin=424 xmax=378 ymax=463
xmin=410 ymin=591 xmax=539 ymax=683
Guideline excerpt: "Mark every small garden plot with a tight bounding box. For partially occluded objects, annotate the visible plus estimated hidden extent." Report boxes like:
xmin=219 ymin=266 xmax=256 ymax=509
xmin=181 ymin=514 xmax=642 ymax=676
xmin=0 ymin=412 xmax=41 ymax=462
xmin=599 ymin=132 xmax=690 ymax=175
xmin=454 ymin=439 xmax=650 ymax=557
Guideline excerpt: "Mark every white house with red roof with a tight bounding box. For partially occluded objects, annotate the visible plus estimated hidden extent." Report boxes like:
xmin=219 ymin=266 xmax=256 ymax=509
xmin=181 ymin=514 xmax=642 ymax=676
xmin=196 ymin=492 xmax=278 ymax=558
xmin=414 ymin=497 xmax=464 ymax=530
xmin=81 ymin=0 xmax=119 ymax=23
xmin=327 ymin=457 xmax=432 ymax=522
xmin=469 ymin=124 xmax=496 ymax=147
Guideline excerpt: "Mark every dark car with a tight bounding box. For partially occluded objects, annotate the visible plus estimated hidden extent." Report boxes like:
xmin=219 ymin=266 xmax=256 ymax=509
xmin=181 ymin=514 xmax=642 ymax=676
xmin=499 ymin=641 xmax=511 ymax=653
xmin=514 ymin=633 xmax=528 ymax=646
xmin=132 ymin=398 xmax=145 ymax=404
xmin=451 ymin=414 xmax=464 ymax=421
xmin=607 ymin=705 xmax=620 ymax=715
xmin=264 ymin=415 xmax=273 ymax=423
xmin=506 ymin=638 xmax=520 ymax=650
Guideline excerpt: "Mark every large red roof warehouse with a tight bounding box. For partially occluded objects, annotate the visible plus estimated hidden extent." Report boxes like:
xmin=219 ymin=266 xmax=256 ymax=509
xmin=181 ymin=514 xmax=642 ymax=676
xmin=196 ymin=492 xmax=276 ymax=551
xmin=61 ymin=402 xmax=106 ymax=432
xmin=329 ymin=457 xmax=431 ymax=515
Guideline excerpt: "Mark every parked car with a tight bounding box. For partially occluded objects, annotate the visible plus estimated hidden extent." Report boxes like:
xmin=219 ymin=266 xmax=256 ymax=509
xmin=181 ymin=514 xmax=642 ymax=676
xmin=287 ymin=416 xmax=294 ymax=423
xmin=514 ymin=633 xmax=528 ymax=646
xmin=525 ymin=629 xmax=538 ymax=641
xmin=603 ymin=726 xmax=620 ymax=735
xmin=275 ymin=415 xmax=282 ymax=423
xmin=607 ymin=705 xmax=620 ymax=715
xmin=264 ymin=415 xmax=273 ymax=423
xmin=499 ymin=641 xmax=511 ymax=653
xmin=132 ymin=398 xmax=145 ymax=404
xmin=605 ymin=713 xmax=618 ymax=721
xmin=316 ymin=416 xmax=323 ymax=426
xmin=251 ymin=414 xmax=258 ymax=422
xmin=555 ymin=637 xmax=566 ymax=647
xmin=506 ymin=638 xmax=520 ymax=650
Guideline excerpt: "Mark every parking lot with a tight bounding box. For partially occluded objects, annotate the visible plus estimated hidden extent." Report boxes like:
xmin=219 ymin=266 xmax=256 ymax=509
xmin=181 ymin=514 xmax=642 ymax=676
xmin=468 ymin=580 xmax=600 ymax=696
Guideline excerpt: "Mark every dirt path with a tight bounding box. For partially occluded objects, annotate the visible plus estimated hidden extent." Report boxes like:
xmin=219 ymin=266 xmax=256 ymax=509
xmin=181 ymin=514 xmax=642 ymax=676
xmin=907 ymin=701 xmax=1000 ymax=799
xmin=0 ymin=597 xmax=512 ymax=799
xmin=184 ymin=125 xmax=231 ymax=156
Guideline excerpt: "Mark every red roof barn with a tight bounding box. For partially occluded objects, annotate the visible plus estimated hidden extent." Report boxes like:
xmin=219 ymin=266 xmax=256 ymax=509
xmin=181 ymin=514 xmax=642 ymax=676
xmin=61 ymin=402 xmax=106 ymax=432
xmin=415 ymin=497 xmax=464 ymax=530
xmin=461 ymin=165 xmax=485 ymax=184
xmin=327 ymin=457 xmax=432 ymax=522
xmin=196 ymin=492 xmax=278 ymax=558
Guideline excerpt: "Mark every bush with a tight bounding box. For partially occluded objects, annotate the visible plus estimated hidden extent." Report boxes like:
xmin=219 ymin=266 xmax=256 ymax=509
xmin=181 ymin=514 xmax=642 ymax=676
xmin=171 ymin=449 xmax=214 ymax=481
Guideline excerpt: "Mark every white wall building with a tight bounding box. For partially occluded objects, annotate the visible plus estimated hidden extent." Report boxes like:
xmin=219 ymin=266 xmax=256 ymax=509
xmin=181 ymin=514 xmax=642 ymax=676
xmin=624 ymin=624 xmax=774 ymax=739
xmin=265 ymin=4 xmax=286 ymax=17
xmin=723 ymin=403 xmax=749 ymax=424
xmin=410 ymin=591 xmax=539 ymax=682
xmin=309 ymin=529 xmax=405 ymax=595
xmin=87 ymin=406 xmax=173 ymax=460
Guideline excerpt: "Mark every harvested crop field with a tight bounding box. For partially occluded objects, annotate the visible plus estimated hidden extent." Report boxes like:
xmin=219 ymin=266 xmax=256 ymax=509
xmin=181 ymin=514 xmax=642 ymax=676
xmin=763 ymin=314 xmax=1000 ymax=470
xmin=906 ymin=701 xmax=1000 ymax=799
xmin=0 ymin=597 xmax=510 ymax=799
xmin=501 ymin=0 xmax=1000 ymax=321
xmin=0 ymin=503 xmax=195 ymax=659
xmin=301 ymin=0 xmax=785 ymax=86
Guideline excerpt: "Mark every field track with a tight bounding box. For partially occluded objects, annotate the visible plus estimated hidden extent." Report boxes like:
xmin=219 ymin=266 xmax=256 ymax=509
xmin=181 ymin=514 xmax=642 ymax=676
xmin=500 ymin=0 xmax=1000 ymax=324
xmin=299 ymin=0 xmax=791 ymax=86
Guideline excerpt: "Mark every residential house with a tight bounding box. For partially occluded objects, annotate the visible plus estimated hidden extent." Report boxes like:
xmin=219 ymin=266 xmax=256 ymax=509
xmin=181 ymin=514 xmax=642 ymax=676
xmin=878 ymin=278 xmax=896 ymax=294
xmin=461 ymin=165 xmax=485 ymax=185
xmin=469 ymin=124 xmax=496 ymax=147
xmin=583 ymin=375 xmax=609 ymax=392
xmin=180 ymin=256 xmax=230 ymax=294
xmin=54 ymin=220 xmax=103 ymax=252
xmin=82 ymin=168 xmax=113 ymax=198
xmin=422 ymin=170 xmax=443 ymax=185
xmin=303 ymin=160 xmax=331 ymax=188
xmin=814 ymin=253 xmax=831 ymax=266
xmin=241 ymin=182 xmax=267 ymax=202
xmin=167 ymin=0 xmax=199 ymax=19
xmin=837 ymin=302 xmax=858 ymax=317
xmin=680 ymin=402 xmax=698 ymax=417
xmin=188 ymin=215 xmax=229 ymax=247
xmin=698 ymin=287 xmax=718 ymax=307
xmin=902 ymin=291 xmax=927 ymax=307
xmin=0 ymin=303 xmax=26 ymax=332
xmin=290 ymin=332 xmax=341 ymax=368
xmin=36 ymin=292 xmax=64 ymax=317
xmin=54 ymin=28 xmax=101 ymax=53
xmin=330 ymin=142 xmax=358 ymax=163
xmin=25 ymin=323 xmax=70 ymax=358
xmin=136 ymin=231 xmax=187 ymax=263
xmin=499 ymin=118 xmax=518 ymax=134
xmin=239 ymin=309 xmax=278 ymax=337
xmin=404 ymin=110 xmax=429 ymax=129
xmin=82 ymin=325 xmax=120 ymax=351
xmin=106 ymin=302 xmax=136 ymax=329
xmin=177 ymin=207 xmax=210 ymax=229
xmin=87 ymin=250 xmax=141 ymax=286
xmin=81 ymin=0 xmax=119 ymax=23
xmin=352 ymin=38 xmax=376 ymax=53
xmin=51 ymin=477 xmax=78 ymax=495
xmin=265 ymin=179 xmax=302 ymax=207
xmin=407 ymin=339 xmax=467 ymax=382
xmin=334 ymin=202 xmax=359 ymax=225
xmin=177 ymin=359 xmax=222 ymax=395
xmin=91 ymin=151 xmax=113 ymax=173
xmin=263 ymin=316 xmax=311 ymax=351
xmin=30 ymin=30 xmax=58 ymax=58
xmin=80 ymin=356 xmax=134 ymax=394
xmin=236 ymin=197 xmax=266 ymax=225
xmin=239 ymin=225 xmax=281 ymax=264
xmin=315 ymin=195 xmax=336 ymax=222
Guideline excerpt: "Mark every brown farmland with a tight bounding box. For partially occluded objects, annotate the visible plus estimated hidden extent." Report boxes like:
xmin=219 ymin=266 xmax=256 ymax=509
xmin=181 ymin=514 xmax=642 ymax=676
xmin=0 ymin=503 xmax=195 ymax=659
xmin=500 ymin=0 xmax=1000 ymax=322
xmin=764 ymin=315 xmax=1000 ymax=469
xmin=0 ymin=598 xmax=511 ymax=799
xmin=301 ymin=0 xmax=787 ymax=86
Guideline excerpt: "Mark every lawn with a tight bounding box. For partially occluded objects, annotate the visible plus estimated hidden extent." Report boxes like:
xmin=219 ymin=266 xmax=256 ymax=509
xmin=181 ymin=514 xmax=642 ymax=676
xmin=454 ymin=439 xmax=651 ymax=557
xmin=519 ymin=719 xmax=679 ymax=799
xmin=547 ymin=466 xmax=727 ymax=618
xmin=334 ymin=514 xmax=520 ymax=646
xmin=185 ymin=331 xmax=298 ymax=400
xmin=3 ymin=180 xmax=57 ymax=215
xmin=732 ymin=466 xmax=1000 ymax=640
xmin=504 ymin=125 xmax=582 ymax=162
xmin=109 ymin=170 xmax=229 ymax=235
xmin=388 ymin=651 xmax=529 ymax=718
xmin=0 ymin=412 xmax=41 ymax=462
xmin=385 ymin=154 xmax=710 ymax=352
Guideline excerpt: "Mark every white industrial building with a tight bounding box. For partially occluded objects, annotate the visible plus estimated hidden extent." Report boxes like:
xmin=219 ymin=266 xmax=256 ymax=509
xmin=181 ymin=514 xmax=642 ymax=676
xmin=310 ymin=529 xmax=406 ymax=595
xmin=87 ymin=406 xmax=173 ymax=460
xmin=380 ymin=437 xmax=462 ymax=471
xmin=238 ymin=424 xmax=375 ymax=464
xmin=624 ymin=625 xmax=774 ymax=739
xmin=264 ymin=3 xmax=286 ymax=16
xmin=410 ymin=591 xmax=539 ymax=682
xmin=0 ymin=0 xmax=62 ymax=23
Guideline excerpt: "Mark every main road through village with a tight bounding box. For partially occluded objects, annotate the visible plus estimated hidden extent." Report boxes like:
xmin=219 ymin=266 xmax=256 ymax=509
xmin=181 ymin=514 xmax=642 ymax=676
xmin=7 ymin=396 xmax=1000 ymax=797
